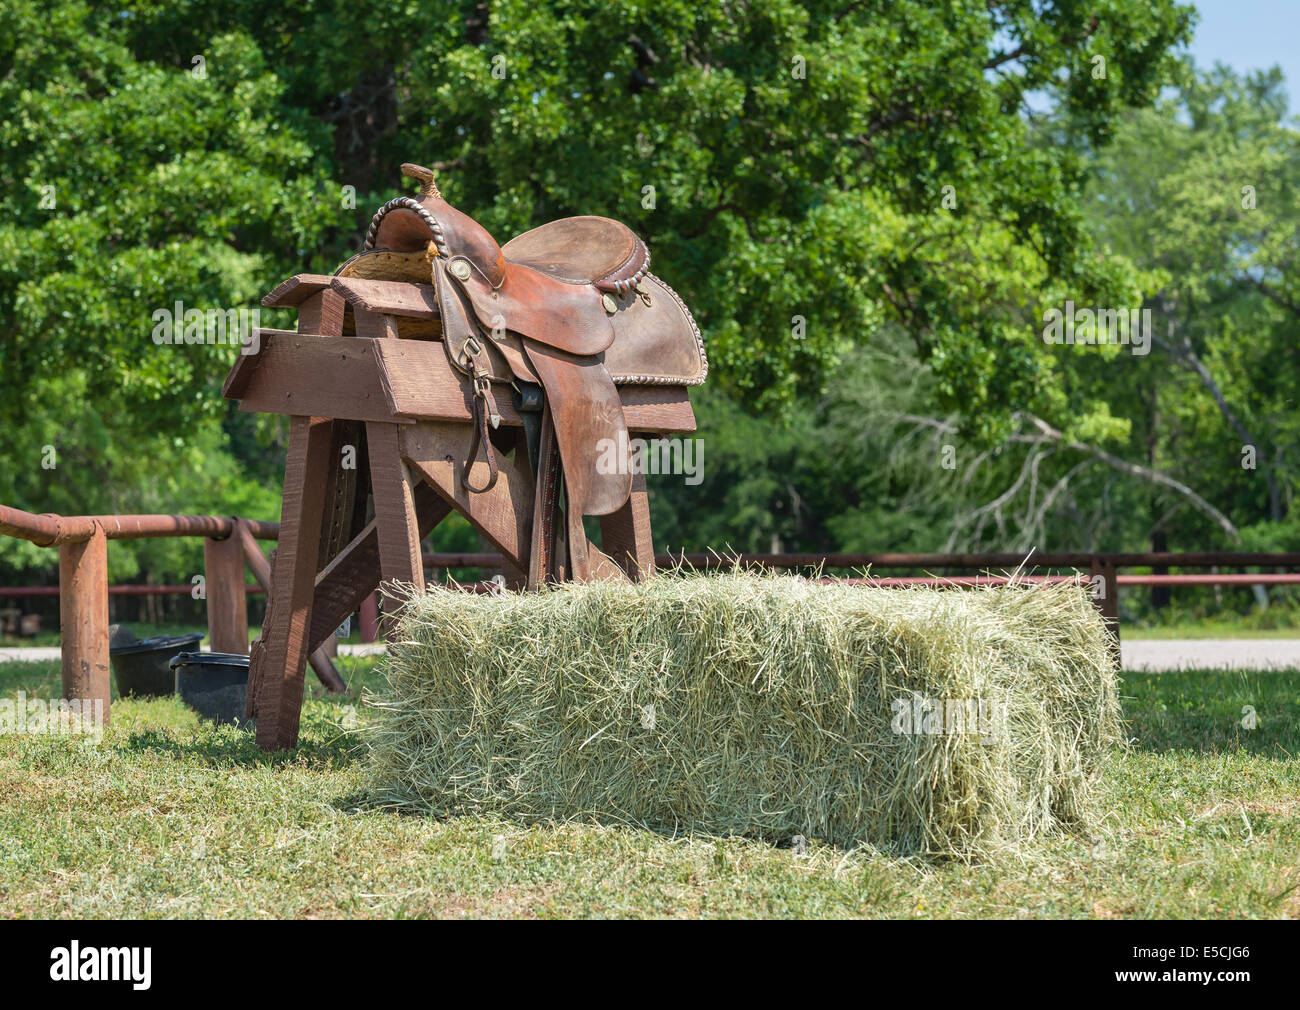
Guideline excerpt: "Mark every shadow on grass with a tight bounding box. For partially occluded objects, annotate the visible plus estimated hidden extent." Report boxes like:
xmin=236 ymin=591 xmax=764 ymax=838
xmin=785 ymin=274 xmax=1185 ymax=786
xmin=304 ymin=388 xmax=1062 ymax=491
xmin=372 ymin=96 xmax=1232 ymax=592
xmin=121 ymin=720 xmax=366 ymax=770
xmin=332 ymin=789 xmax=428 ymax=818
xmin=328 ymin=788 xmax=835 ymax=857
xmin=1120 ymin=669 xmax=1300 ymax=755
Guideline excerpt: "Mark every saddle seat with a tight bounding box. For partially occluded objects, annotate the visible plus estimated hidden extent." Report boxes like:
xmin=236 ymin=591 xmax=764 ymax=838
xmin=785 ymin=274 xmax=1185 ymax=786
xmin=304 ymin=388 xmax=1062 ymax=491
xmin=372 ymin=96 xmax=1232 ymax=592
xmin=501 ymin=216 xmax=649 ymax=294
xmin=355 ymin=163 xmax=706 ymax=582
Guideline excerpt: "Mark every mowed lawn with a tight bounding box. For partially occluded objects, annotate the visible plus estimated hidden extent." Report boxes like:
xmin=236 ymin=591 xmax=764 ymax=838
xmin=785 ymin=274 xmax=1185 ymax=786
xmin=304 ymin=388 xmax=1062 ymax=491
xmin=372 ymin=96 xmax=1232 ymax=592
xmin=0 ymin=656 xmax=1297 ymax=919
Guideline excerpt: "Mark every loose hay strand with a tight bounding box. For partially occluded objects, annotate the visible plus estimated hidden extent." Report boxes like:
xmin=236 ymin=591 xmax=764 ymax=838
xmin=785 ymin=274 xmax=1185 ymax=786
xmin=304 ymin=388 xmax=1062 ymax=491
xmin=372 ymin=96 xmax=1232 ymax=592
xmin=364 ymin=573 xmax=1122 ymax=857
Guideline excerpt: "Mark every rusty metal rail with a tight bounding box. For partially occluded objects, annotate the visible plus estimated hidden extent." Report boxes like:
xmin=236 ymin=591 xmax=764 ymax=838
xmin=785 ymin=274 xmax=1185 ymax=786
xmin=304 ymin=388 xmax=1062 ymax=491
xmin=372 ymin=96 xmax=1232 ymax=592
xmin=420 ymin=549 xmax=1300 ymax=570
xmin=5 ymin=500 xmax=1300 ymax=725
xmin=0 ymin=504 xmax=341 ymax=724
xmin=0 ymin=504 xmax=279 ymax=547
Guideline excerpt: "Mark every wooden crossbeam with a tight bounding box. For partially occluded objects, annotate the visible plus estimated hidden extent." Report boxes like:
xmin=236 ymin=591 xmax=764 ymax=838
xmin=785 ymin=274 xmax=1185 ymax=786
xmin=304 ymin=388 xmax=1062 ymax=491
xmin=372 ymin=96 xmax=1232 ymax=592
xmin=402 ymin=421 xmax=535 ymax=572
xmin=231 ymin=331 xmax=697 ymax=433
xmin=331 ymin=277 xmax=439 ymax=319
xmin=307 ymin=483 xmax=450 ymax=653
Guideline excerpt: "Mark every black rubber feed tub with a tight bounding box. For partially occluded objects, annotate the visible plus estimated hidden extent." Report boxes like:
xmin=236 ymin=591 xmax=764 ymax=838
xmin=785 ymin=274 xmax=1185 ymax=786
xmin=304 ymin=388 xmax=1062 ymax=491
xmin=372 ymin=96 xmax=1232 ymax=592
xmin=171 ymin=652 xmax=253 ymax=729
xmin=109 ymin=631 xmax=205 ymax=698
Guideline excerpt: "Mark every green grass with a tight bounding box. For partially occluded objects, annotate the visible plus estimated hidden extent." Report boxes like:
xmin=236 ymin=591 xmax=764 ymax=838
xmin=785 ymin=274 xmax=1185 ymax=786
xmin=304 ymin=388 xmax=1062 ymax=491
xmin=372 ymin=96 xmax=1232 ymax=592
xmin=0 ymin=656 xmax=1297 ymax=918
xmin=1121 ymin=625 xmax=1300 ymax=640
xmin=1 ymin=622 xmax=376 ymax=650
xmin=1120 ymin=600 xmax=1300 ymax=640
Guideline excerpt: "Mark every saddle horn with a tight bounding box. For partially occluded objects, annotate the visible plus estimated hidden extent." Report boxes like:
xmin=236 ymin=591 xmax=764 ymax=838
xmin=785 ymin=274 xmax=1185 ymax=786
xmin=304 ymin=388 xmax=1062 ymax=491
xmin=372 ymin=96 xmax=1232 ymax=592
xmin=400 ymin=162 xmax=442 ymax=201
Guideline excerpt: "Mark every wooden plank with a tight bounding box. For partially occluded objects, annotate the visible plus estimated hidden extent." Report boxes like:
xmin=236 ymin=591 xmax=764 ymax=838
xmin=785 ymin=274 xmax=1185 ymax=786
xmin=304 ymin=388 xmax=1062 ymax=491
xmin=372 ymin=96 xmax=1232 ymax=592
xmin=221 ymin=332 xmax=271 ymax=400
xmin=373 ymin=339 xmax=698 ymax=433
xmin=237 ymin=522 xmax=344 ymax=693
xmin=262 ymin=274 xmax=336 ymax=308
xmin=316 ymin=419 xmax=367 ymax=571
xmin=252 ymin=415 xmax=334 ymax=750
xmin=331 ymin=277 xmax=440 ymax=319
xmin=203 ymin=534 xmax=248 ymax=654
xmin=307 ymin=483 xmax=450 ymax=653
xmin=372 ymin=339 xmax=477 ymax=422
xmin=59 ymin=522 xmax=109 ymax=727
xmin=237 ymin=520 xmax=273 ymax=587
xmin=230 ymin=330 xmax=696 ymax=431
xmin=296 ymin=288 xmax=347 ymax=336
xmin=299 ymin=285 xmax=367 ymax=591
xmin=230 ymin=330 xmax=408 ymax=423
xmin=527 ymin=410 xmax=563 ymax=588
xmin=618 ymin=385 xmax=698 ymax=435
xmin=599 ymin=470 xmax=655 ymax=580
xmin=359 ymin=592 xmax=379 ymax=642
xmin=402 ymin=421 xmax=535 ymax=571
xmin=480 ymin=427 xmax=530 ymax=589
xmin=354 ymin=308 xmax=400 ymax=340
xmin=366 ymin=422 xmax=427 ymax=605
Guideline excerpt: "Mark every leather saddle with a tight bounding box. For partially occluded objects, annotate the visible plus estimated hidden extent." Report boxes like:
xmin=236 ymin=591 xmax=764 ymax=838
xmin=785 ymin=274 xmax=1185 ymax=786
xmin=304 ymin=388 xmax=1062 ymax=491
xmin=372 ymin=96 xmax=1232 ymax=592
xmin=347 ymin=163 xmax=706 ymax=582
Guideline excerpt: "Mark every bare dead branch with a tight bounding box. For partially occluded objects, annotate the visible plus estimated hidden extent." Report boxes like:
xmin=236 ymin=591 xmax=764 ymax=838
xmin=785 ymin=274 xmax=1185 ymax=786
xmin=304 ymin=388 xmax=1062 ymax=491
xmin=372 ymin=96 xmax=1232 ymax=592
xmin=1023 ymin=414 xmax=1240 ymax=538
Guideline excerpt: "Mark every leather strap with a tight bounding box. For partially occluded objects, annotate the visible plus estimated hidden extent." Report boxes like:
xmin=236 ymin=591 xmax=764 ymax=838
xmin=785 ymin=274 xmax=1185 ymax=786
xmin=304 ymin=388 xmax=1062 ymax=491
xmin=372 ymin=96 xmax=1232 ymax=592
xmin=434 ymin=258 xmax=502 ymax=493
xmin=463 ymin=385 xmax=500 ymax=493
xmin=514 ymin=382 xmax=544 ymax=476
xmin=521 ymin=338 xmax=631 ymax=517
xmin=527 ymin=408 xmax=564 ymax=588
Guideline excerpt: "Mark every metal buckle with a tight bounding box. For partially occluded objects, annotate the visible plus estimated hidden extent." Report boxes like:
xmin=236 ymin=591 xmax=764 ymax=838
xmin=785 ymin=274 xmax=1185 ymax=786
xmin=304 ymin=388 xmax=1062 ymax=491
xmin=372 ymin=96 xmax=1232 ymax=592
xmin=458 ymin=336 xmax=485 ymax=375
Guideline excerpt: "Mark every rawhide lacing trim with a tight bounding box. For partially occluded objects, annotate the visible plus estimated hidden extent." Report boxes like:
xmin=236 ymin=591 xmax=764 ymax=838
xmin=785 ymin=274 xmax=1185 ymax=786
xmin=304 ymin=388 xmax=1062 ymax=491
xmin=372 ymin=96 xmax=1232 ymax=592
xmin=364 ymin=197 xmax=447 ymax=255
xmin=596 ymin=243 xmax=652 ymax=295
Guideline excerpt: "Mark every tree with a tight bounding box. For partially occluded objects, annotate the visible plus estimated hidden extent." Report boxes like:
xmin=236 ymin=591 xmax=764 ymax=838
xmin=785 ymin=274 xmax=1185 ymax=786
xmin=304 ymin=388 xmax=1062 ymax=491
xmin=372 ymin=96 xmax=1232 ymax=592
xmin=1 ymin=0 xmax=1197 ymax=583
xmin=1079 ymin=64 xmax=1300 ymax=554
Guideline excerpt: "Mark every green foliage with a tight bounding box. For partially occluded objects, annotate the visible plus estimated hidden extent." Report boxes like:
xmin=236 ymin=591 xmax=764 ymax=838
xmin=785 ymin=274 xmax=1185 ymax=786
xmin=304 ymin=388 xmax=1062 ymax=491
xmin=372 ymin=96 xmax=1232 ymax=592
xmin=1083 ymin=65 xmax=1300 ymax=547
xmin=376 ymin=0 xmax=1192 ymax=428
xmin=0 ymin=0 xmax=1200 ymax=584
xmin=659 ymin=62 xmax=1300 ymax=608
xmin=0 ymin=3 xmax=335 ymax=577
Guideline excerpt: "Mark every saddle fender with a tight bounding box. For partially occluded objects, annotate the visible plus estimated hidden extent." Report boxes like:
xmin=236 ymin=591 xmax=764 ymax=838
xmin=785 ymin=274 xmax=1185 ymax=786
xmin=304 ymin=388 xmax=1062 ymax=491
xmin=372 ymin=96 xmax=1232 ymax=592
xmin=521 ymin=339 xmax=632 ymax=518
xmin=452 ymin=259 xmax=617 ymax=359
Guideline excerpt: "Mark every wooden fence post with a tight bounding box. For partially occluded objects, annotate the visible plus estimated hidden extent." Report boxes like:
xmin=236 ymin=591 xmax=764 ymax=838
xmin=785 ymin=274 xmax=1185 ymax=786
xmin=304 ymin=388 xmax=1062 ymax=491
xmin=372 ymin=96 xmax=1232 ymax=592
xmin=204 ymin=532 xmax=248 ymax=654
xmin=1089 ymin=557 xmax=1120 ymax=651
xmin=59 ymin=522 xmax=110 ymax=725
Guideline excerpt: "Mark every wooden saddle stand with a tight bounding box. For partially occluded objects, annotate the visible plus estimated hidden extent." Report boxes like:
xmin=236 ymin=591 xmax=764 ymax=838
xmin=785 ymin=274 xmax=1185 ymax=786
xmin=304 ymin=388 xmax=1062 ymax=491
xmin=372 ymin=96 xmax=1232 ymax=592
xmin=222 ymin=163 xmax=707 ymax=750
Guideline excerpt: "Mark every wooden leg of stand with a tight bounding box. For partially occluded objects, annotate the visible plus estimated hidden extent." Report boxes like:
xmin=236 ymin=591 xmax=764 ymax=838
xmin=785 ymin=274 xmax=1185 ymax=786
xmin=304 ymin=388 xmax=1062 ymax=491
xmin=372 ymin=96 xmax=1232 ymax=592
xmin=599 ymin=470 xmax=655 ymax=581
xmin=251 ymin=415 xmax=333 ymax=751
xmin=366 ymin=421 xmax=425 ymax=635
xmin=307 ymin=484 xmax=450 ymax=652
xmin=400 ymin=420 xmax=535 ymax=575
xmin=528 ymin=411 xmax=562 ymax=589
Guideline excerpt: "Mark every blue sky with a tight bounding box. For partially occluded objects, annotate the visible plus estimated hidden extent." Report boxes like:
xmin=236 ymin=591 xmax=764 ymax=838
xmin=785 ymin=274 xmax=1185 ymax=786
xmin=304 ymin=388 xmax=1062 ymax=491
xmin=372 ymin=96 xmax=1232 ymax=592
xmin=1186 ymin=0 xmax=1296 ymax=107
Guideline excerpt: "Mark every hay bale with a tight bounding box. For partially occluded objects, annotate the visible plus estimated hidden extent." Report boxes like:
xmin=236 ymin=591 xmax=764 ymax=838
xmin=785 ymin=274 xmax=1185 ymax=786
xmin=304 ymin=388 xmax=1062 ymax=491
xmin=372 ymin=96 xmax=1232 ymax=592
xmin=365 ymin=574 xmax=1121 ymax=855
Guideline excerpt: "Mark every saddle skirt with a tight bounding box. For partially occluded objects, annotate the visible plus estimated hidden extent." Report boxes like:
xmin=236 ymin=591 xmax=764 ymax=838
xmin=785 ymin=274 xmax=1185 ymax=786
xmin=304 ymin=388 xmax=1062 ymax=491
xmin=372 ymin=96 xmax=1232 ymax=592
xmin=344 ymin=163 xmax=706 ymax=531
